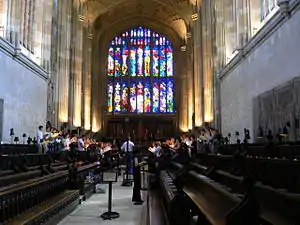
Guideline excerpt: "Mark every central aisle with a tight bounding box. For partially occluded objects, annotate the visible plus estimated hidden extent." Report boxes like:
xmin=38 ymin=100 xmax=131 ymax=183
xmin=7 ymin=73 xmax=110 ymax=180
xmin=58 ymin=181 xmax=146 ymax=225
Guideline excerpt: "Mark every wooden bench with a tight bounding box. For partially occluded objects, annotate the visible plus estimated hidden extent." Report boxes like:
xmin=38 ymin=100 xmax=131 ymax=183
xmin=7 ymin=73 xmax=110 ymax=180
xmin=186 ymin=158 xmax=300 ymax=224
xmin=0 ymin=144 xmax=38 ymax=155
xmin=196 ymin=153 xmax=300 ymax=193
xmin=253 ymin=183 xmax=300 ymax=225
xmin=147 ymin=188 xmax=169 ymax=225
xmin=0 ymin=162 xmax=69 ymax=187
xmin=165 ymin=161 xmax=260 ymax=225
xmin=7 ymin=190 xmax=79 ymax=225
xmin=0 ymin=162 xmax=99 ymax=224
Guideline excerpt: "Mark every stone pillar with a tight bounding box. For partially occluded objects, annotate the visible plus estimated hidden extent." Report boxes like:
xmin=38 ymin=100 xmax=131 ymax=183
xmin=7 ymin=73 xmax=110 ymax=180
xmin=57 ymin=0 xmax=72 ymax=124
xmin=91 ymin=35 xmax=102 ymax=133
xmin=223 ymin=0 xmax=237 ymax=63
xmin=178 ymin=49 xmax=189 ymax=132
xmin=83 ymin=29 xmax=92 ymax=131
xmin=0 ymin=0 xmax=8 ymax=38
xmin=72 ymin=5 xmax=84 ymax=128
xmin=42 ymin=0 xmax=52 ymax=71
xmin=187 ymin=34 xmax=194 ymax=130
xmin=201 ymin=0 xmax=214 ymax=123
xmin=249 ymin=0 xmax=262 ymax=37
xmin=8 ymin=0 xmax=20 ymax=47
xmin=192 ymin=5 xmax=203 ymax=127
xmin=32 ymin=0 xmax=45 ymax=65
xmin=237 ymin=0 xmax=251 ymax=45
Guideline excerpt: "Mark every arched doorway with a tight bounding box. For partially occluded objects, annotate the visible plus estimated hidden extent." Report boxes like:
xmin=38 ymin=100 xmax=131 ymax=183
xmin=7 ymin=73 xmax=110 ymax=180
xmin=105 ymin=26 xmax=176 ymax=140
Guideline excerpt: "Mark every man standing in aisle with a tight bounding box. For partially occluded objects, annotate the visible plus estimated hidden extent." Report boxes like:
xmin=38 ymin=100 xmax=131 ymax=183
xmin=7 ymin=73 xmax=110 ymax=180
xmin=121 ymin=136 xmax=135 ymax=186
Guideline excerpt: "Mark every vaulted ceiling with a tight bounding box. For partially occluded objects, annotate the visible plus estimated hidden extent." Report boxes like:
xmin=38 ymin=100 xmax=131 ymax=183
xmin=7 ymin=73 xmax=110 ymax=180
xmin=78 ymin=0 xmax=199 ymax=41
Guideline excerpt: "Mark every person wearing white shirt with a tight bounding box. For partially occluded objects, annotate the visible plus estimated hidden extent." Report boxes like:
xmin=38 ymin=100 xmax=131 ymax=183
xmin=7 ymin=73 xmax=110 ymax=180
xmin=36 ymin=125 xmax=43 ymax=153
xmin=121 ymin=137 xmax=135 ymax=175
xmin=121 ymin=138 xmax=135 ymax=152
xmin=77 ymin=136 xmax=85 ymax=151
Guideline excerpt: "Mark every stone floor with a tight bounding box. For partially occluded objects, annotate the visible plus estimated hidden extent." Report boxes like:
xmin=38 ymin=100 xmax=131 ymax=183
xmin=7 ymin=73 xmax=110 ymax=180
xmin=58 ymin=181 xmax=146 ymax=225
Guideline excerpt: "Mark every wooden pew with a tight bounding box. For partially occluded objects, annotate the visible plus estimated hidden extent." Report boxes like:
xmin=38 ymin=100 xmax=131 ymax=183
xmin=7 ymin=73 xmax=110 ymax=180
xmin=0 ymin=162 xmax=68 ymax=187
xmin=253 ymin=183 xmax=300 ymax=225
xmin=0 ymin=162 xmax=99 ymax=224
xmin=196 ymin=153 xmax=300 ymax=193
xmin=165 ymin=162 xmax=260 ymax=225
xmin=0 ymin=144 xmax=38 ymax=155
xmin=189 ymin=156 xmax=300 ymax=224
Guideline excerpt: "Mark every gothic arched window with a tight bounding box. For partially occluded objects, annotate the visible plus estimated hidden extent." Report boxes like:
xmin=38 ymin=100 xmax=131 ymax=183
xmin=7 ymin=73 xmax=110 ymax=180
xmin=107 ymin=26 xmax=174 ymax=114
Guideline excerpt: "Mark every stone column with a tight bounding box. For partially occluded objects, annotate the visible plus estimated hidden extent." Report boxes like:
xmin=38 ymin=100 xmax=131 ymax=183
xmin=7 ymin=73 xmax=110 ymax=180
xmin=178 ymin=49 xmax=189 ymax=132
xmin=249 ymin=0 xmax=261 ymax=37
xmin=223 ymin=0 xmax=237 ymax=62
xmin=42 ymin=0 xmax=52 ymax=71
xmin=201 ymin=0 xmax=214 ymax=123
xmin=192 ymin=5 xmax=203 ymax=127
xmin=72 ymin=5 xmax=84 ymax=128
xmin=57 ymin=0 xmax=72 ymax=124
xmin=8 ymin=0 xmax=20 ymax=47
xmin=187 ymin=33 xmax=194 ymax=130
xmin=91 ymin=34 xmax=101 ymax=133
xmin=83 ymin=29 xmax=92 ymax=131
xmin=0 ymin=0 xmax=8 ymax=38
xmin=32 ymin=0 xmax=45 ymax=65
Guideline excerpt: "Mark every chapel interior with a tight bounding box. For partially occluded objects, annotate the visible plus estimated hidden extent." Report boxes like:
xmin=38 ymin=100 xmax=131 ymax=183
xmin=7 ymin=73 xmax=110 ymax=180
xmin=0 ymin=0 xmax=300 ymax=224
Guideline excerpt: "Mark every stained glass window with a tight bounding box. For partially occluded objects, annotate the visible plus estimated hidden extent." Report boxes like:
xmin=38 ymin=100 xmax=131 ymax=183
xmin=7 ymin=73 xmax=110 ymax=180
xmin=106 ymin=26 xmax=174 ymax=114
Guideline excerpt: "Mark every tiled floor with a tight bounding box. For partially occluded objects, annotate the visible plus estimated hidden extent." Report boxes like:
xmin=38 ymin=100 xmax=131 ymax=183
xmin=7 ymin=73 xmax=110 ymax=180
xmin=58 ymin=181 xmax=146 ymax=225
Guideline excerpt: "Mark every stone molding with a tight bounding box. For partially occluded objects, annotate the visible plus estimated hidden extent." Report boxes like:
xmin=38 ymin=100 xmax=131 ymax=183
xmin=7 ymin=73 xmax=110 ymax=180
xmin=219 ymin=0 xmax=300 ymax=80
xmin=0 ymin=37 xmax=49 ymax=81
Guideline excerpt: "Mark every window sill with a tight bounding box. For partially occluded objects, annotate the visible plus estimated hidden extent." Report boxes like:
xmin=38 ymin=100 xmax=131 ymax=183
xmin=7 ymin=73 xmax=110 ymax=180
xmin=0 ymin=37 xmax=49 ymax=81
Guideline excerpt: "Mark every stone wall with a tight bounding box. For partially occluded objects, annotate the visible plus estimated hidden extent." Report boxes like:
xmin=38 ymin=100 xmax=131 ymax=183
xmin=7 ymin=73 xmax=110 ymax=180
xmin=220 ymin=9 xmax=300 ymax=141
xmin=0 ymin=50 xmax=48 ymax=143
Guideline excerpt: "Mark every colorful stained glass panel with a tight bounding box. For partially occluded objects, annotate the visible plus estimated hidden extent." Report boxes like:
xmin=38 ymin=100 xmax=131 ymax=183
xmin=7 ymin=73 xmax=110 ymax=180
xmin=159 ymin=82 xmax=167 ymax=112
xmin=114 ymin=47 xmax=121 ymax=77
xmin=137 ymin=81 xmax=144 ymax=113
xmin=121 ymin=46 xmax=129 ymax=76
xmin=153 ymin=46 xmax=159 ymax=77
xmin=152 ymin=81 xmax=159 ymax=113
xmin=159 ymin=46 xmax=166 ymax=77
xmin=167 ymin=80 xmax=174 ymax=113
xmin=107 ymin=82 xmax=113 ymax=112
xmin=130 ymin=82 xmax=137 ymax=112
xmin=108 ymin=47 xmax=114 ymax=76
xmin=130 ymin=47 xmax=136 ymax=77
xmin=144 ymin=45 xmax=151 ymax=76
xmin=166 ymin=45 xmax=173 ymax=77
xmin=144 ymin=80 xmax=151 ymax=113
xmin=137 ymin=46 xmax=143 ymax=76
xmin=106 ymin=26 xmax=174 ymax=114
xmin=114 ymin=82 xmax=121 ymax=112
xmin=121 ymin=81 xmax=128 ymax=112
